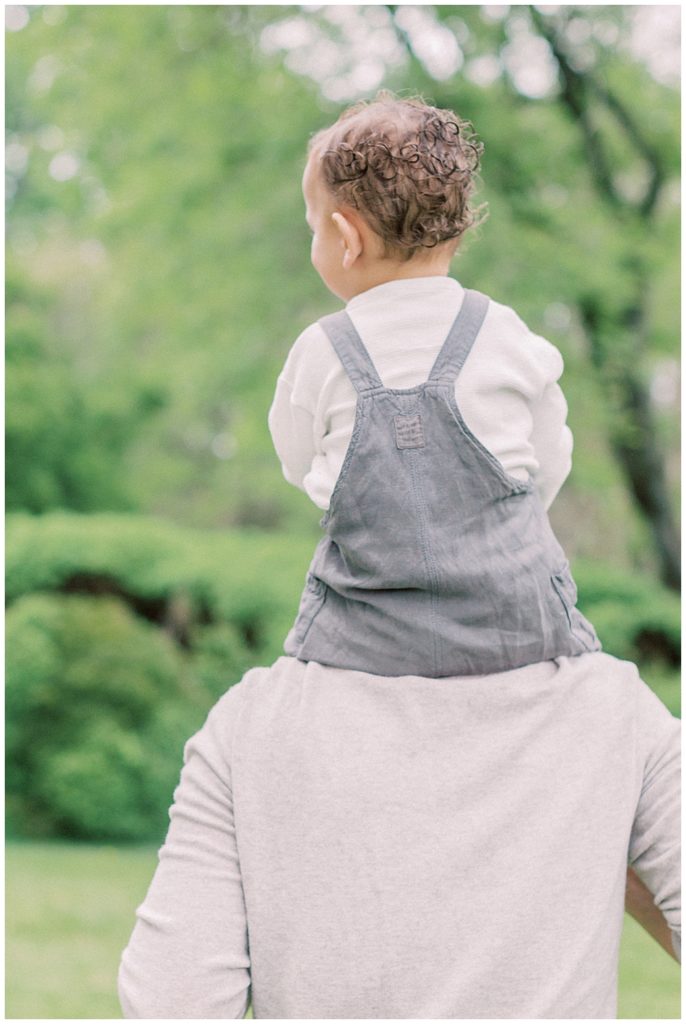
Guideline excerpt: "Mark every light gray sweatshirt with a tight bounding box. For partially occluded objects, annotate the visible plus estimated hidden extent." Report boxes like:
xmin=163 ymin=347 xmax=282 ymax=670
xmin=119 ymin=652 xmax=680 ymax=1019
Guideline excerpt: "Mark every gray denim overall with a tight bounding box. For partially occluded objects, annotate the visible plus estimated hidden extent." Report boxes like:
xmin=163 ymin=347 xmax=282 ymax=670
xmin=284 ymin=289 xmax=600 ymax=677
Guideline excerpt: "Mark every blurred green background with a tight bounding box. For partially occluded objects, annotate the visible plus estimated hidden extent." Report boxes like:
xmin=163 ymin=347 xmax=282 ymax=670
xmin=6 ymin=4 xmax=680 ymax=1018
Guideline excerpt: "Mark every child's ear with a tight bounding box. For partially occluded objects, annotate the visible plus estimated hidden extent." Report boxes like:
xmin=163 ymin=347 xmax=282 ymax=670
xmin=331 ymin=211 xmax=362 ymax=270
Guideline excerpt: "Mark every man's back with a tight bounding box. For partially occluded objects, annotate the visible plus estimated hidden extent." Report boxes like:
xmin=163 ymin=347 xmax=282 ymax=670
xmin=119 ymin=652 xmax=680 ymax=1019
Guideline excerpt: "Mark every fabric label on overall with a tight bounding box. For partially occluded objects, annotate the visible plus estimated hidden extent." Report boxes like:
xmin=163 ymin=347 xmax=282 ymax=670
xmin=394 ymin=414 xmax=425 ymax=449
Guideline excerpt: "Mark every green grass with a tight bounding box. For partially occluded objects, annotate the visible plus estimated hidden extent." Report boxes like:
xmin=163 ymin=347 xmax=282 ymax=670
xmin=6 ymin=842 xmax=680 ymax=1018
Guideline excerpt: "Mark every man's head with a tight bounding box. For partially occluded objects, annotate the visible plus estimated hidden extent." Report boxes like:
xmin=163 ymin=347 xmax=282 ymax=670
xmin=302 ymin=92 xmax=485 ymax=299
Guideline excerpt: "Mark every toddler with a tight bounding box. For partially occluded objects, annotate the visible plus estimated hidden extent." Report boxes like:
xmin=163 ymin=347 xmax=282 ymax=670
xmin=269 ymin=93 xmax=600 ymax=677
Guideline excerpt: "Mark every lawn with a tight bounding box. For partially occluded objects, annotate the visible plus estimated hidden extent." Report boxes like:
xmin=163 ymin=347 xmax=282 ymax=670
xmin=5 ymin=842 xmax=680 ymax=1019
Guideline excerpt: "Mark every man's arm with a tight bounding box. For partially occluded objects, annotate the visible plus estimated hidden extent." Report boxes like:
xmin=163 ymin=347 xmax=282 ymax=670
xmin=625 ymin=866 xmax=680 ymax=962
xmin=118 ymin=682 xmax=252 ymax=1018
xmin=628 ymin=681 xmax=681 ymax=963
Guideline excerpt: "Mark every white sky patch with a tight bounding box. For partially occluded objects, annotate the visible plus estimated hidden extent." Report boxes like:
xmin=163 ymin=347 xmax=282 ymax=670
xmin=42 ymin=5 xmax=66 ymax=26
xmin=29 ymin=55 xmax=61 ymax=94
xmin=501 ymin=29 xmax=558 ymax=99
xmin=465 ymin=54 xmax=502 ymax=87
xmin=394 ymin=6 xmax=463 ymax=80
xmin=6 ymin=140 xmax=29 ymax=175
xmin=263 ymin=5 xmax=677 ymax=99
xmin=259 ymin=6 xmax=406 ymax=101
xmin=6 ymin=5 xmax=29 ymax=32
xmin=543 ymin=302 xmax=573 ymax=333
xmin=480 ymin=6 xmax=510 ymax=23
xmin=37 ymin=125 xmax=66 ymax=152
xmin=260 ymin=16 xmax=319 ymax=55
xmin=49 ymin=152 xmax=80 ymax=182
xmin=565 ymin=16 xmax=593 ymax=45
xmin=211 ymin=433 xmax=237 ymax=460
xmin=628 ymin=5 xmax=680 ymax=87
xmin=650 ymin=359 xmax=679 ymax=409
xmin=592 ymin=19 xmax=619 ymax=47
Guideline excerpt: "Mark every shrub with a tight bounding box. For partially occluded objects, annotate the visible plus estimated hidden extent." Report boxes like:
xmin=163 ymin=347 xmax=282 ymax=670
xmin=5 ymin=593 xmax=228 ymax=841
xmin=574 ymin=561 xmax=680 ymax=667
xmin=5 ymin=513 xmax=679 ymax=842
xmin=6 ymin=511 xmax=313 ymax=665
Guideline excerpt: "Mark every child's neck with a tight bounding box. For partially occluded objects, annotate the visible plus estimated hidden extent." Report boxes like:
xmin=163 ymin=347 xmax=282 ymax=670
xmin=343 ymin=251 xmax=455 ymax=302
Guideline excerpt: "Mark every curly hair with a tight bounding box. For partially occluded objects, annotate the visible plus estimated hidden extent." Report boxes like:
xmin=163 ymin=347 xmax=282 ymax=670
xmin=308 ymin=92 xmax=487 ymax=261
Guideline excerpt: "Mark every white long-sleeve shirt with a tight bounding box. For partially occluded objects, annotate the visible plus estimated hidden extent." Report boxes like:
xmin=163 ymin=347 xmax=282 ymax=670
xmin=118 ymin=651 xmax=681 ymax=1019
xmin=269 ymin=276 xmax=573 ymax=511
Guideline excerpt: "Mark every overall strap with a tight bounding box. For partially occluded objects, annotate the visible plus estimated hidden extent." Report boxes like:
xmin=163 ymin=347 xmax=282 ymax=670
xmin=427 ymin=289 xmax=490 ymax=383
xmin=318 ymin=311 xmax=384 ymax=395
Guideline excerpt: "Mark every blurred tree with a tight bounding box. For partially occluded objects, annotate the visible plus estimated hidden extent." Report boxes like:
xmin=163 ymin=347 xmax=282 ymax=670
xmin=528 ymin=6 xmax=680 ymax=590
xmin=6 ymin=257 xmax=139 ymax=512
xmin=251 ymin=3 xmax=679 ymax=582
xmin=386 ymin=3 xmax=680 ymax=588
xmin=5 ymin=5 xmax=679 ymax=580
xmin=6 ymin=4 xmax=324 ymax=528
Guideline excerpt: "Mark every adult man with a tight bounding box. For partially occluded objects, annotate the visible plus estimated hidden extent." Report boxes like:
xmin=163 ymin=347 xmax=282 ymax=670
xmin=119 ymin=652 xmax=680 ymax=1018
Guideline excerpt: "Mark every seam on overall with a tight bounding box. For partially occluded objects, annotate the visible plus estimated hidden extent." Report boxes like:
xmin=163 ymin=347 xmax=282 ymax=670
xmin=406 ymin=445 xmax=442 ymax=676
xmin=550 ymin=572 xmax=596 ymax=653
xmin=294 ymin=585 xmax=327 ymax=647
xmin=441 ymin=386 xmax=533 ymax=495
xmin=321 ymin=396 xmax=367 ymax=528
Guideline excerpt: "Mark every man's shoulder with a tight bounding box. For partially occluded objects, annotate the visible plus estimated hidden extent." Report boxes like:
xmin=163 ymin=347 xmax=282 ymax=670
xmin=557 ymin=651 xmax=678 ymax=735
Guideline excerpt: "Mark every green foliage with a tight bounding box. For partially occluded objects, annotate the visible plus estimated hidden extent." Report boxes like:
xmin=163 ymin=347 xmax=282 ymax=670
xmin=5 ymin=593 xmax=207 ymax=841
xmin=4 ymin=7 xmax=680 ymax=844
xmin=5 ymin=261 xmax=138 ymax=513
xmin=5 ymin=510 xmax=315 ymax=841
xmin=5 ymin=513 xmax=680 ymax=839
xmin=5 ymin=5 xmax=679 ymax=557
xmin=6 ymin=511 xmax=312 ymax=662
xmin=576 ymin=561 xmax=680 ymax=667
xmin=6 ymin=4 xmax=327 ymax=531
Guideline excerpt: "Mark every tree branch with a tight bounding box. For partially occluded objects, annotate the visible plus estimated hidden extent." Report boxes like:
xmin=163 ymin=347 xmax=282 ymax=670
xmin=529 ymin=6 xmax=664 ymax=218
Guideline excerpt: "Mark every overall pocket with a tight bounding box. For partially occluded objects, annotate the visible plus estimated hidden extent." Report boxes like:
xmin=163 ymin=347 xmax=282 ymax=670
xmin=551 ymin=566 xmax=596 ymax=650
xmin=292 ymin=573 xmax=327 ymax=645
xmin=551 ymin=565 xmax=577 ymax=629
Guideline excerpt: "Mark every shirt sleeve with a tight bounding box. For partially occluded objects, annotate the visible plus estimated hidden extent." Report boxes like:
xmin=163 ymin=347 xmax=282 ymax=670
xmin=268 ymin=375 xmax=317 ymax=494
xmin=267 ymin=323 xmax=327 ymax=494
xmin=528 ymin=380 xmax=574 ymax=511
xmin=118 ymin=683 xmax=251 ymax=1019
xmin=629 ymin=680 xmax=681 ymax=961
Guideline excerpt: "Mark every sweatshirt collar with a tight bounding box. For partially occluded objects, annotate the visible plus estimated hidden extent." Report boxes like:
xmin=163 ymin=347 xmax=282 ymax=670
xmin=346 ymin=276 xmax=463 ymax=314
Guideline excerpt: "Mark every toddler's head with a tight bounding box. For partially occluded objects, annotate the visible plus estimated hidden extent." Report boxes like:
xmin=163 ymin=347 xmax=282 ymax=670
xmin=304 ymin=92 xmax=485 ymax=299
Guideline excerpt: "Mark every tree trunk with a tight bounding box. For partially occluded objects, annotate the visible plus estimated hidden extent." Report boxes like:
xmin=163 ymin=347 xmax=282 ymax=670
xmin=579 ymin=294 xmax=680 ymax=590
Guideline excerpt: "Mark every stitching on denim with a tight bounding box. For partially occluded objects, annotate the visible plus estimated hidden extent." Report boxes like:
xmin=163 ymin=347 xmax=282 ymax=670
xmin=293 ymin=575 xmax=328 ymax=647
xmin=406 ymin=446 xmax=442 ymax=676
xmin=322 ymin=396 xmax=368 ymax=528
xmin=551 ymin=572 xmax=597 ymax=652
xmin=443 ymin=386 xmax=533 ymax=496
xmin=428 ymin=289 xmax=489 ymax=384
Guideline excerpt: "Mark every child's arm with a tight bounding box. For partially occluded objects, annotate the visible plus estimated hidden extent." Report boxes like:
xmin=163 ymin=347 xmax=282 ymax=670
xmin=528 ymin=380 xmax=573 ymax=511
xmin=268 ymin=324 xmax=329 ymax=501
xmin=268 ymin=374 xmax=317 ymax=494
xmin=626 ymin=866 xmax=680 ymax=962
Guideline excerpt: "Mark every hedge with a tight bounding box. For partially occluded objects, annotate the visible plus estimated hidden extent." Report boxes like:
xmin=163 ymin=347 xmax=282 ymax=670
xmin=5 ymin=512 xmax=680 ymax=840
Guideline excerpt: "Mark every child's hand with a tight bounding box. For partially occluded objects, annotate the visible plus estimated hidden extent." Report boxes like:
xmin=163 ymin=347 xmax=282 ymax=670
xmin=625 ymin=866 xmax=679 ymax=962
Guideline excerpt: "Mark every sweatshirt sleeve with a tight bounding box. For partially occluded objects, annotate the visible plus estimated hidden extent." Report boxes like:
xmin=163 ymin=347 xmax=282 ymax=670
xmin=528 ymin=376 xmax=574 ymax=511
xmin=268 ymin=376 xmax=317 ymax=493
xmin=268 ymin=324 xmax=324 ymax=494
xmin=629 ymin=680 xmax=681 ymax=961
xmin=118 ymin=683 xmax=252 ymax=1019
